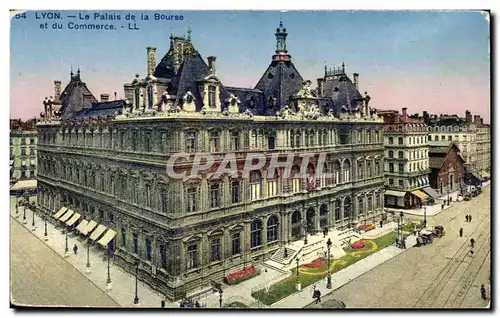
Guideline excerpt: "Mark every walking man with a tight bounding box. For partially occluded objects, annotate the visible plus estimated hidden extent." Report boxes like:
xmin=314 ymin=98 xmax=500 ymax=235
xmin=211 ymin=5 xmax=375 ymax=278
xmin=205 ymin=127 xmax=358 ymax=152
xmin=465 ymin=215 xmax=469 ymax=222
xmin=469 ymin=215 xmax=472 ymax=222
xmin=380 ymin=220 xmax=383 ymax=228
xmin=73 ymin=244 xmax=78 ymax=255
xmin=402 ymin=237 xmax=407 ymax=249
xmin=470 ymin=238 xmax=475 ymax=248
xmin=459 ymin=228 xmax=463 ymax=237
xmin=481 ymin=284 xmax=487 ymax=300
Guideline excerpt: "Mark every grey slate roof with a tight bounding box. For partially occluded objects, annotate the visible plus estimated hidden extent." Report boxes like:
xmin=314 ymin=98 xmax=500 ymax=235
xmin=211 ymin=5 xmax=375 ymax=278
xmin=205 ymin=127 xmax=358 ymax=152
xmin=323 ymin=75 xmax=363 ymax=111
xmin=221 ymin=87 xmax=265 ymax=115
xmin=59 ymin=72 xmax=97 ymax=120
xmin=70 ymin=100 xmax=126 ymax=120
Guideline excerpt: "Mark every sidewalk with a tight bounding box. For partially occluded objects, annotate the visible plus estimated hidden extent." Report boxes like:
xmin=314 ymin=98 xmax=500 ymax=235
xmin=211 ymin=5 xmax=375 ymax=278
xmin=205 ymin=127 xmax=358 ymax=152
xmin=272 ymin=234 xmax=417 ymax=308
xmin=10 ymin=199 xmax=176 ymax=308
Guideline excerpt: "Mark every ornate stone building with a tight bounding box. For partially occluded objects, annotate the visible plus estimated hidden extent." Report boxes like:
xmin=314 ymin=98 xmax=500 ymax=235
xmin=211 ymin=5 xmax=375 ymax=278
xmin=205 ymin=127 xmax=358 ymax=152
xmin=10 ymin=119 xmax=38 ymax=185
xmin=36 ymin=23 xmax=385 ymax=300
xmin=378 ymin=108 xmax=434 ymax=209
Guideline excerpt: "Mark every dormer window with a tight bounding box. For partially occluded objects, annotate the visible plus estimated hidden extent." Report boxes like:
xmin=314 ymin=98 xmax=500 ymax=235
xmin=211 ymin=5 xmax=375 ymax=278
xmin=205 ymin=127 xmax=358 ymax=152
xmin=248 ymin=97 xmax=256 ymax=109
xmin=186 ymin=94 xmax=193 ymax=104
xmin=208 ymin=85 xmax=216 ymax=107
xmin=290 ymin=73 xmax=295 ymax=79
xmin=147 ymin=86 xmax=153 ymax=107
xmin=134 ymin=87 xmax=140 ymax=109
xmin=268 ymin=73 xmax=274 ymax=79
xmin=268 ymin=97 xmax=276 ymax=109
xmin=230 ymin=99 xmax=237 ymax=106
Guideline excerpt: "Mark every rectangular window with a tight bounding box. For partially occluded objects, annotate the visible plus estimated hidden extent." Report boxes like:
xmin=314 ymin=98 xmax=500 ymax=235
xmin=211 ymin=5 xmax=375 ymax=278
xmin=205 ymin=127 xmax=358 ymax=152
xmin=187 ymin=244 xmax=198 ymax=269
xmin=441 ymin=135 xmax=445 ymax=140
xmin=398 ymin=163 xmax=404 ymax=173
xmin=186 ymin=187 xmax=197 ymax=212
xmin=145 ymin=184 xmax=151 ymax=208
xmin=389 ymin=178 xmax=394 ymax=185
xmin=186 ymin=131 xmax=196 ymax=153
xmin=389 ymin=163 xmax=394 ymax=173
xmin=210 ymin=183 xmax=220 ymax=208
xmin=208 ymin=86 xmax=217 ymax=107
xmin=398 ymin=179 xmax=404 ymax=186
xmin=160 ymin=245 xmax=167 ymax=269
xmin=209 ymin=131 xmax=219 ymax=152
xmin=109 ymin=213 xmax=114 ymax=224
xmin=398 ymin=137 xmax=403 ymax=145
xmin=230 ymin=131 xmax=240 ymax=151
xmin=448 ymin=136 xmax=452 ymax=141
xmin=211 ymin=238 xmax=221 ymax=262
xmin=21 ymin=148 xmax=26 ymax=156
xmin=121 ymin=228 xmax=126 ymax=247
xmin=268 ymin=135 xmax=276 ymax=150
xmin=132 ymin=131 xmax=138 ymax=151
xmin=161 ymin=188 xmax=167 ymax=213
xmin=145 ymin=238 xmax=152 ymax=261
xmin=30 ymin=138 xmax=35 ymax=145
xmin=434 ymin=136 xmax=438 ymax=141
xmin=145 ymin=132 xmax=151 ymax=152
xmin=231 ymin=233 xmax=240 ymax=255
xmin=231 ymin=180 xmax=240 ymax=204
xmin=132 ymin=233 xmax=138 ymax=254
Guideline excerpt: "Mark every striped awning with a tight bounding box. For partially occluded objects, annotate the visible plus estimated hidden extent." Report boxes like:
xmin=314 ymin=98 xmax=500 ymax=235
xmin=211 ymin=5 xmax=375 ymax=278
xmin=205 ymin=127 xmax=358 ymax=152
xmin=89 ymin=224 xmax=107 ymax=241
xmin=411 ymin=190 xmax=429 ymax=200
xmin=53 ymin=207 xmax=68 ymax=219
xmin=82 ymin=220 xmax=97 ymax=235
xmin=97 ymin=229 xmax=117 ymax=247
xmin=65 ymin=213 xmax=81 ymax=226
xmin=422 ymin=187 xmax=440 ymax=200
xmin=76 ymin=220 xmax=89 ymax=233
xmin=59 ymin=209 xmax=75 ymax=222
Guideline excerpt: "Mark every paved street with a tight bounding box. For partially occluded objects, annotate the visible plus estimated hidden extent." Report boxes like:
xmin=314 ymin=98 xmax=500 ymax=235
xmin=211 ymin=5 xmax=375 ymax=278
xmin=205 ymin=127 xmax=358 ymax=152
xmin=10 ymin=218 xmax=119 ymax=307
xmin=318 ymin=184 xmax=491 ymax=308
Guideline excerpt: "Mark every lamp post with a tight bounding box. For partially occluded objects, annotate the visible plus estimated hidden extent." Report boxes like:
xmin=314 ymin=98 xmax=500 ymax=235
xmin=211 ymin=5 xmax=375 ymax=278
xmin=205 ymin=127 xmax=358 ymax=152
xmin=15 ymin=201 xmax=19 ymax=218
xmin=304 ymin=226 xmax=308 ymax=245
xmin=133 ymin=261 xmax=140 ymax=306
xmin=44 ymin=217 xmax=48 ymax=241
xmin=85 ymin=239 xmax=91 ymax=274
xmin=326 ymin=238 xmax=332 ymax=289
xmin=218 ymin=288 xmax=223 ymax=308
xmin=64 ymin=229 xmax=69 ymax=257
xmin=423 ymin=206 xmax=427 ymax=227
xmin=31 ymin=207 xmax=36 ymax=231
xmin=106 ymin=246 xmax=112 ymax=290
xmin=295 ymin=257 xmax=301 ymax=291
xmin=447 ymin=190 xmax=451 ymax=206
xmin=22 ymin=202 xmax=27 ymax=224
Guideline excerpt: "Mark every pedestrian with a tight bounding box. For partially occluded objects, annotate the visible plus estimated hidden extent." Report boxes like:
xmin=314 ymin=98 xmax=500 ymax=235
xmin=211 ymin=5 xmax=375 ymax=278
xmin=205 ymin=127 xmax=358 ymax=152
xmin=442 ymin=203 xmax=444 ymax=210
xmin=470 ymin=238 xmax=475 ymax=248
xmin=469 ymin=215 xmax=472 ymax=222
xmin=402 ymin=238 xmax=406 ymax=249
xmin=380 ymin=220 xmax=383 ymax=228
xmin=481 ymin=284 xmax=487 ymax=300
xmin=315 ymin=289 xmax=322 ymax=303
xmin=284 ymin=247 xmax=288 ymax=258
xmin=459 ymin=228 xmax=463 ymax=237
xmin=73 ymin=244 xmax=78 ymax=255
xmin=470 ymin=250 xmax=474 ymax=257
xmin=465 ymin=215 xmax=469 ymax=222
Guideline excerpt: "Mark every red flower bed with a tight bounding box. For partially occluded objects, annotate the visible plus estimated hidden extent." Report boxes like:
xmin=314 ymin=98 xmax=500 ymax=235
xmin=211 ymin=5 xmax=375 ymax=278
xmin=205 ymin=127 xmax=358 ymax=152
xmin=303 ymin=258 xmax=325 ymax=268
xmin=358 ymin=224 xmax=376 ymax=232
xmin=225 ymin=266 xmax=257 ymax=284
xmin=351 ymin=240 xmax=366 ymax=249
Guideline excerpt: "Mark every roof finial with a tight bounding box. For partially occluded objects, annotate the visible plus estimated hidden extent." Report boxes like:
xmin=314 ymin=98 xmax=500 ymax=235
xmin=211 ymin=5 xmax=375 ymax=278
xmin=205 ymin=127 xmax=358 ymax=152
xmin=342 ymin=61 xmax=345 ymax=73
xmin=70 ymin=65 xmax=74 ymax=76
xmin=187 ymin=26 xmax=192 ymax=42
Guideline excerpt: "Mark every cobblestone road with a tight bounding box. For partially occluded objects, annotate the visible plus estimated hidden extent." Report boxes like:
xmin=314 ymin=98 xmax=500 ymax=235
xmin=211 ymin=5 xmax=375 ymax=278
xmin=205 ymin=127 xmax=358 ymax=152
xmin=10 ymin=218 xmax=119 ymax=307
xmin=318 ymin=185 xmax=491 ymax=309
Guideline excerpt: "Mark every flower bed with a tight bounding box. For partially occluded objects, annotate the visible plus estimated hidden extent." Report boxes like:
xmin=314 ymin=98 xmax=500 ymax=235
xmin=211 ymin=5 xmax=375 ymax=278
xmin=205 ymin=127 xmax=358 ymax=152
xmin=351 ymin=240 xmax=366 ymax=249
xmin=358 ymin=224 xmax=376 ymax=232
xmin=224 ymin=265 xmax=259 ymax=285
xmin=303 ymin=258 xmax=325 ymax=268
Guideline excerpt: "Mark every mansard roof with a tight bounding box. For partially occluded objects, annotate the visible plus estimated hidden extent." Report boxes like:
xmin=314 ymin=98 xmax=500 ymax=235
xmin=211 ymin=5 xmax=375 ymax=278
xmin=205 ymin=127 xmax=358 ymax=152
xmin=322 ymin=74 xmax=363 ymax=111
xmin=59 ymin=70 xmax=97 ymax=120
xmin=70 ymin=100 xmax=126 ymax=120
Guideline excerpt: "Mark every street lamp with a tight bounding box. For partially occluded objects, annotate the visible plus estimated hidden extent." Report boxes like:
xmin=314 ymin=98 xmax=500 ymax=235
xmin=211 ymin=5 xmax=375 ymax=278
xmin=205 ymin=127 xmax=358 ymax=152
xmin=133 ymin=261 xmax=140 ymax=306
xmin=44 ymin=217 xmax=48 ymax=241
xmin=15 ymin=201 xmax=19 ymax=218
xmin=295 ymin=257 xmax=301 ymax=291
xmin=304 ymin=226 xmax=308 ymax=245
xmin=64 ymin=229 xmax=69 ymax=257
xmin=85 ymin=239 xmax=91 ymax=274
xmin=106 ymin=246 xmax=112 ymax=290
xmin=218 ymin=287 xmax=223 ymax=308
xmin=326 ymin=238 xmax=332 ymax=289
xmin=423 ymin=206 xmax=427 ymax=227
xmin=22 ymin=202 xmax=27 ymax=224
xmin=31 ymin=207 xmax=36 ymax=231
xmin=400 ymin=211 xmax=404 ymax=226
xmin=448 ymin=190 xmax=451 ymax=206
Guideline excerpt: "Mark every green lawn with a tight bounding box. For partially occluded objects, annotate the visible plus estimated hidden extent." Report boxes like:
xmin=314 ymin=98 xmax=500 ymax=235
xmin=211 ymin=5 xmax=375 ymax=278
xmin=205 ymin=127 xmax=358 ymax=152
xmin=251 ymin=232 xmax=397 ymax=306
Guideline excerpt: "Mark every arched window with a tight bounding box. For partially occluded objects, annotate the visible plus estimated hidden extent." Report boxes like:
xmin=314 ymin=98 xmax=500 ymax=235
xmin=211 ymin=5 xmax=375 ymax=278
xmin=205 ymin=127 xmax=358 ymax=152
xmin=357 ymin=160 xmax=364 ymax=180
xmin=358 ymin=196 xmax=364 ymax=216
xmin=267 ymin=215 xmax=279 ymax=243
xmin=291 ymin=210 xmax=302 ymax=239
xmin=334 ymin=200 xmax=341 ymax=221
xmin=267 ymin=169 xmax=279 ymax=197
xmin=344 ymin=197 xmax=352 ymax=219
xmin=319 ymin=162 xmax=329 ymax=188
xmin=333 ymin=160 xmax=341 ymax=185
xmin=388 ymin=136 xmax=394 ymax=144
xmin=342 ymin=160 xmax=351 ymax=182
xmin=367 ymin=196 xmax=373 ymax=212
xmin=250 ymin=219 xmax=262 ymax=248
xmin=319 ymin=204 xmax=328 ymax=228
xmin=367 ymin=161 xmax=373 ymax=178
xmin=250 ymin=171 xmax=262 ymax=201
xmin=291 ymin=166 xmax=302 ymax=193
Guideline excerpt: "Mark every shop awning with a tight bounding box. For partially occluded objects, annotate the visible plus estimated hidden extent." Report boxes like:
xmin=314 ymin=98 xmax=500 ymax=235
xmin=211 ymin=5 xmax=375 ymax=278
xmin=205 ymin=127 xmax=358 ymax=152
xmin=385 ymin=190 xmax=406 ymax=197
xmin=97 ymin=229 xmax=117 ymax=247
xmin=422 ymin=187 xmax=440 ymax=200
xmin=65 ymin=213 xmax=81 ymax=226
xmin=58 ymin=209 xmax=75 ymax=222
xmin=82 ymin=220 xmax=97 ymax=235
xmin=10 ymin=180 xmax=37 ymax=191
xmin=411 ymin=190 xmax=429 ymax=200
xmin=89 ymin=224 xmax=107 ymax=241
xmin=53 ymin=207 xmax=68 ymax=219
xmin=76 ymin=220 xmax=89 ymax=233
xmin=471 ymin=171 xmax=484 ymax=181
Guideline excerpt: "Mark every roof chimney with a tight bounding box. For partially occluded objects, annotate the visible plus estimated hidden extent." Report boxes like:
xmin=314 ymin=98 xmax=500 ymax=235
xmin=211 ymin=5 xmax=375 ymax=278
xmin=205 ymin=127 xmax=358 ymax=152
xmin=207 ymin=56 xmax=216 ymax=75
xmin=100 ymin=93 xmax=110 ymax=102
xmin=54 ymin=80 xmax=62 ymax=103
xmin=317 ymin=78 xmax=324 ymax=96
xmin=82 ymin=93 xmax=94 ymax=109
xmin=480 ymin=118 xmax=483 ymax=125
xmin=146 ymin=47 xmax=157 ymax=77
xmin=353 ymin=73 xmax=359 ymax=90
xmin=402 ymin=107 xmax=408 ymax=118
xmin=465 ymin=110 xmax=472 ymax=124
xmin=474 ymin=115 xmax=480 ymax=124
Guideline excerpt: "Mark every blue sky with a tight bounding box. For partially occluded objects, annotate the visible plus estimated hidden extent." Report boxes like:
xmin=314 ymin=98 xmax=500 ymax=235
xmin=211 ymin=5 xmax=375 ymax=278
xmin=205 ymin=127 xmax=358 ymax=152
xmin=10 ymin=10 xmax=490 ymax=121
